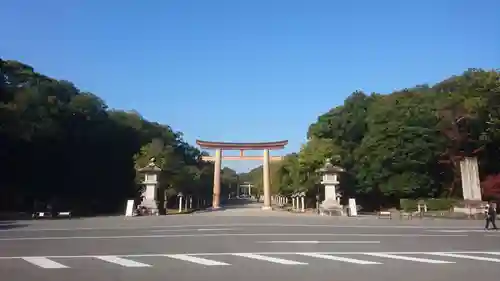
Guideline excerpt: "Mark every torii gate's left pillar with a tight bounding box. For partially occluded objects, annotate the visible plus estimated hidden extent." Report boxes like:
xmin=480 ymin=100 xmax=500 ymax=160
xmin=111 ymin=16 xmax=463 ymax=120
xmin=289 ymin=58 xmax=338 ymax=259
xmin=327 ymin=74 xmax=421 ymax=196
xmin=212 ymin=149 xmax=222 ymax=209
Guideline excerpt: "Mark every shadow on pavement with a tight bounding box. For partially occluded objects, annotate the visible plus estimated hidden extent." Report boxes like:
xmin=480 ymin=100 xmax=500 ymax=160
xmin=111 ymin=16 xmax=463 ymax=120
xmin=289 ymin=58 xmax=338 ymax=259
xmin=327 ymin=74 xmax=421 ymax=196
xmin=0 ymin=212 xmax=33 ymax=221
xmin=224 ymin=199 xmax=260 ymax=207
xmin=0 ymin=221 xmax=27 ymax=230
xmin=195 ymin=199 xmax=262 ymax=213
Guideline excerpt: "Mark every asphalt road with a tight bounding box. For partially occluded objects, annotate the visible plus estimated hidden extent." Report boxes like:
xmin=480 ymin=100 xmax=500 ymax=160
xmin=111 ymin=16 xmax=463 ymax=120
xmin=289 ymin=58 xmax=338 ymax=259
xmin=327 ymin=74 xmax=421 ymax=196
xmin=1 ymin=207 xmax=499 ymax=281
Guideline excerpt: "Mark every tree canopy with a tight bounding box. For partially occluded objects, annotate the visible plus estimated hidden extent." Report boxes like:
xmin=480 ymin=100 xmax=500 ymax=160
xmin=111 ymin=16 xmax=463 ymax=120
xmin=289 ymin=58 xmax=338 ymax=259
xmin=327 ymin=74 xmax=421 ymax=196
xmin=0 ymin=59 xmax=218 ymax=214
xmin=2 ymin=59 xmax=499 ymax=213
xmin=243 ymin=69 xmax=500 ymax=209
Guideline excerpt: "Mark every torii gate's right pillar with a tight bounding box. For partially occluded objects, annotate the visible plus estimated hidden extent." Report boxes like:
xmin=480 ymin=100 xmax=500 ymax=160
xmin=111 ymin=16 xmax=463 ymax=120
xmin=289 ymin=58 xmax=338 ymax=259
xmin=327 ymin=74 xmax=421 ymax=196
xmin=262 ymin=149 xmax=272 ymax=210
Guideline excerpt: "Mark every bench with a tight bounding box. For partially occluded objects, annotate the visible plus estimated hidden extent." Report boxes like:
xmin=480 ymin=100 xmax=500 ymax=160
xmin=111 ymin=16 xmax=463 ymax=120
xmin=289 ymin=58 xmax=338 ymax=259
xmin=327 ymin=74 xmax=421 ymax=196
xmin=377 ymin=211 xmax=392 ymax=219
xmin=32 ymin=212 xmax=50 ymax=219
xmin=32 ymin=211 xmax=72 ymax=219
xmin=400 ymin=212 xmax=413 ymax=220
xmin=56 ymin=211 xmax=72 ymax=218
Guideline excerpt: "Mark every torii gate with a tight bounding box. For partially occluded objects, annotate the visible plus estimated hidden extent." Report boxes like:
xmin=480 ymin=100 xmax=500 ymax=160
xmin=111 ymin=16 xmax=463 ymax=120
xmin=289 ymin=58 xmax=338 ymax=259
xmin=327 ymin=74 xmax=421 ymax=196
xmin=196 ymin=140 xmax=288 ymax=210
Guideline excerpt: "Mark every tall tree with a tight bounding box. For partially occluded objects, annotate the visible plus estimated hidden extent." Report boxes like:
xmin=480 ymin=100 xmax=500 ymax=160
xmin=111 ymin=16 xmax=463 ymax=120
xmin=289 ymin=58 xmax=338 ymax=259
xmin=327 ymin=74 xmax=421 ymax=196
xmin=0 ymin=59 xmax=213 ymax=214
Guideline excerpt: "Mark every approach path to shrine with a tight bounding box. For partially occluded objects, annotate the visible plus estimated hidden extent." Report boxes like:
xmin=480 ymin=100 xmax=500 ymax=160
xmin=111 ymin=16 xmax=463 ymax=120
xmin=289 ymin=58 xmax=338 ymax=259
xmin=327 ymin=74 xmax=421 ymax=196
xmin=1 ymin=208 xmax=499 ymax=281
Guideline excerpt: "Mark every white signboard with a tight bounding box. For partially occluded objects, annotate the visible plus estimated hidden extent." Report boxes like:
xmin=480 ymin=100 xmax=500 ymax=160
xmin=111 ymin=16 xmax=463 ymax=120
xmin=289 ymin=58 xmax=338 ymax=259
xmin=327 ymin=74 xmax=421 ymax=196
xmin=125 ymin=200 xmax=135 ymax=217
xmin=348 ymin=198 xmax=357 ymax=217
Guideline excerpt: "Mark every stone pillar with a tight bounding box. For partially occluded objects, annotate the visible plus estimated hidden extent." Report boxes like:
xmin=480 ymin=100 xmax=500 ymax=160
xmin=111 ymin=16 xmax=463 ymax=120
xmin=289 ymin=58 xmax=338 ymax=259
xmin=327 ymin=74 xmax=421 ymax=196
xmin=178 ymin=196 xmax=183 ymax=213
xmin=262 ymin=149 xmax=272 ymax=210
xmin=212 ymin=149 xmax=222 ymax=209
xmin=460 ymin=157 xmax=482 ymax=201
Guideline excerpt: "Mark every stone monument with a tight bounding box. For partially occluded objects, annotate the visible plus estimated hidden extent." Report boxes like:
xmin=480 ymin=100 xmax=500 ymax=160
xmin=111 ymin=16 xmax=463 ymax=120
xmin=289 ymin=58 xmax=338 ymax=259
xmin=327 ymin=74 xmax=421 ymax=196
xmin=460 ymin=157 xmax=482 ymax=201
xmin=317 ymin=157 xmax=345 ymax=216
xmin=137 ymin=158 xmax=162 ymax=214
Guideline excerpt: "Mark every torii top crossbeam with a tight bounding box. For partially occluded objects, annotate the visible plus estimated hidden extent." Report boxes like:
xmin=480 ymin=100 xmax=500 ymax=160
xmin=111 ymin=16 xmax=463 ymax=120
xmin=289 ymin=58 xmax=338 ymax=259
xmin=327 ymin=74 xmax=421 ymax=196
xmin=196 ymin=140 xmax=288 ymax=150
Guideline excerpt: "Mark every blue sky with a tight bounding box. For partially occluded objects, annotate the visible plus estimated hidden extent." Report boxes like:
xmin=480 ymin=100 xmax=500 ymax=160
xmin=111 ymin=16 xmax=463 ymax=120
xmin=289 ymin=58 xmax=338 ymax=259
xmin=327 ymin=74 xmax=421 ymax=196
xmin=1 ymin=0 xmax=499 ymax=172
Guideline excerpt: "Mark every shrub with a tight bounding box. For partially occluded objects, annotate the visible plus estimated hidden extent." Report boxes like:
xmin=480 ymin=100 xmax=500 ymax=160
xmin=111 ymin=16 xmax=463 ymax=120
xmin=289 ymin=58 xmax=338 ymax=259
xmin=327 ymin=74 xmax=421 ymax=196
xmin=400 ymin=198 xmax=458 ymax=212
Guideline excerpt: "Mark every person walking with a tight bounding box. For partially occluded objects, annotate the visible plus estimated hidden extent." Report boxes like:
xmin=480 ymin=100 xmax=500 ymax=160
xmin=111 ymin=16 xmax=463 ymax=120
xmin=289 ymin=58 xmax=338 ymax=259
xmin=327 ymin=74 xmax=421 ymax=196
xmin=485 ymin=202 xmax=498 ymax=230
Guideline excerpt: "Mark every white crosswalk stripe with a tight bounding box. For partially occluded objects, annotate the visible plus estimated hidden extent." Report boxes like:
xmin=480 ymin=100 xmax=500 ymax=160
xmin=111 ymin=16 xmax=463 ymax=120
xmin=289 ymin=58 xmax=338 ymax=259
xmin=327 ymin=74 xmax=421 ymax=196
xmin=363 ymin=253 xmax=454 ymax=264
xmin=231 ymin=253 xmax=307 ymax=265
xmin=165 ymin=254 xmax=230 ymax=266
xmin=427 ymin=253 xmax=500 ymax=263
xmin=5 ymin=252 xmax=500 ymax=269
xmin=297 ymin=253 xmax=381 ymax=265
xmin=22 ymin=257 xmax=68 ymax=269
xmin=95 ymin=256 xmax=151 ymax=267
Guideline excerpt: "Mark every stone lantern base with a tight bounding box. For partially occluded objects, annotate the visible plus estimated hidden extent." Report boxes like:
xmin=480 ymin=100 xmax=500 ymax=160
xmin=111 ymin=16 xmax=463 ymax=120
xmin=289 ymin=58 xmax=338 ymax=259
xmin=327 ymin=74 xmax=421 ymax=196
xmin=320 ymin=199 xmax=344 ymax=216
xmin=139 ymin=199 xmax=158 ymax=214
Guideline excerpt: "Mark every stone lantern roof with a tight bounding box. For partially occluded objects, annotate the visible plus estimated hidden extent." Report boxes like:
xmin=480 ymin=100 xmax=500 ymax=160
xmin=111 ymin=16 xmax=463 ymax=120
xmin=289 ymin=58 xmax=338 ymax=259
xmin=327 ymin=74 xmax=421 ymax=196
xmin=316 ymin=157 xmax=344 ymax=175
xmin=137 ymin=158 xmax=162 ymax=173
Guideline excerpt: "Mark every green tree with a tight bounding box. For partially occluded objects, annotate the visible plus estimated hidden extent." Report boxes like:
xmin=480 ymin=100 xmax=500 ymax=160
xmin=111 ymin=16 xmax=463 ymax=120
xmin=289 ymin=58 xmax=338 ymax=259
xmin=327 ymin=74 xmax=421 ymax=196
xmin=0 ymin=59 xmax=213 ymax=214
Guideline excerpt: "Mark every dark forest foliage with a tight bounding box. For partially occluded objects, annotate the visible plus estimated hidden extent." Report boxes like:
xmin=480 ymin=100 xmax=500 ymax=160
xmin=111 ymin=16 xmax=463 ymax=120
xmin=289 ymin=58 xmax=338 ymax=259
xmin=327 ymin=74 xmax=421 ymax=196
xmin=2 ymin=59 xmax=499 ymax=213
xmin=0 ymin=59 xmax=238 ymax=214
xmin=243 ymin=69 xmax=500 ymax=209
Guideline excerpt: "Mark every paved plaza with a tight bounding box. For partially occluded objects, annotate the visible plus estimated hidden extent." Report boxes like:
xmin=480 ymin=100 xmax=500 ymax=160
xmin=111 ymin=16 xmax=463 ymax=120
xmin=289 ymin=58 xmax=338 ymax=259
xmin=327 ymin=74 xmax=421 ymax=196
xmin=1 ymin=206 xmax=499 ymax=281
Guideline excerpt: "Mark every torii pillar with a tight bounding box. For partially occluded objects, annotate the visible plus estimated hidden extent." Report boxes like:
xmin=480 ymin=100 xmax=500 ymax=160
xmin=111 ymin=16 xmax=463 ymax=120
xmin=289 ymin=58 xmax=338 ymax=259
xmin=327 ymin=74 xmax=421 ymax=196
xmin=196 ymin=140 xmax=288 ymax=210
xmin=212 ymin=148 xmax=222 ymax=208
xmin=262 ymin=149 xmax=271 ymax=210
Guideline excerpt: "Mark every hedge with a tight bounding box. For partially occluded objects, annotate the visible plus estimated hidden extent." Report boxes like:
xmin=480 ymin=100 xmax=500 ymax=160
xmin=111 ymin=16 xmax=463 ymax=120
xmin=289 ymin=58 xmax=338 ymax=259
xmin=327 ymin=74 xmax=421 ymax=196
xmin=400 ymin=198 xmax=459 ymax=212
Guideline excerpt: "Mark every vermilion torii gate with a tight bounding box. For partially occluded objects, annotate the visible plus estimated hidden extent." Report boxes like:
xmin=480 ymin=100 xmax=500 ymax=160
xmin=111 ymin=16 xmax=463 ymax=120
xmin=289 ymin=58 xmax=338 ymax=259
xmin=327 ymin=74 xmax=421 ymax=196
xmin=196 ymin=140 xmax=288 ymax=210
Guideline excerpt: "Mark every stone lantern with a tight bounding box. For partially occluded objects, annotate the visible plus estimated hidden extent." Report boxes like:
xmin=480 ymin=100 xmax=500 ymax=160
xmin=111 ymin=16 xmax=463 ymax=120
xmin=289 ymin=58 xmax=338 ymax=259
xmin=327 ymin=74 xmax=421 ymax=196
xmin=317 ymin=157 xmax=344 ymax=215
xmin=137 ymin=158 xmax=162 ymax=214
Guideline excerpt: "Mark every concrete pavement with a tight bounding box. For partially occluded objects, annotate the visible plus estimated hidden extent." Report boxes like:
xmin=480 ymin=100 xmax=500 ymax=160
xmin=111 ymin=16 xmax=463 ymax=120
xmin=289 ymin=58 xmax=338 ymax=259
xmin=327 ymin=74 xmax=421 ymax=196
xmin=1 ymin=209 xmax=499 ymax=281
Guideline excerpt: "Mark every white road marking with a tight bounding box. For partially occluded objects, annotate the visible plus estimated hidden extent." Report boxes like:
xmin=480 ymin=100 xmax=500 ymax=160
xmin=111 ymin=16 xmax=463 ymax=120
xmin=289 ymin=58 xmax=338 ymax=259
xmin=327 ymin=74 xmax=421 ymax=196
xmin=13 ymin=252 xmax=500 ymax=269
xmin=429 ymin=230 xmax=489 ymax=233
xmin=22 ymin=257 xmax=68 ymax=268
xmin=232 ymin=253 xmax=307 ymax=265
xmin=148 ymin=229 xmax=203 ymax=233
xmin=2 ymin=251 xmax=500 ymax=259
xmin=428 ymin=253 xmax=500 ymax=262
xmin=0 ymin=233 xmax=467 ymax=241
xmin=297 ymin=253 xmax=381 ymax=265
xmin=94 ymin=256 xmax=151 ymax=267
xmin=0 ymin=223 xmax=486 ymax=232
xmin=364 ymin=253 xmax=454 ymax=264
xmin=165 ymin=254 xmax=229 ymax=266
xmin=149 ymin=228 xmax=237 ymax=233
xmin=196 ymin=228 xmax=236 ymax=231
xmin=256 ymin=240 xmax=380 ymax=244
